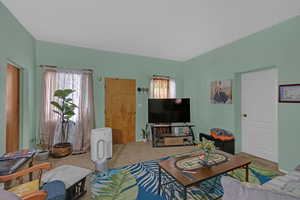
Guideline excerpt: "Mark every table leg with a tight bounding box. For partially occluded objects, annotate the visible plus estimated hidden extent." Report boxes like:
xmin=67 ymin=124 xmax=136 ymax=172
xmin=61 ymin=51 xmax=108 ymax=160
xmin=29 ymin=158 xmax=34 ymax=181
xmin=151 ymin=127 xmax=155 ymax=147
xmin=66 ymin=177 xmax=87 ymax=200
xmin=245 ymin=164 xmax=249 ymax=182
xmin=81 ymin=178 xmax=86 ymax=192
xmin=158 ymin=166 xmax=161 ymax=194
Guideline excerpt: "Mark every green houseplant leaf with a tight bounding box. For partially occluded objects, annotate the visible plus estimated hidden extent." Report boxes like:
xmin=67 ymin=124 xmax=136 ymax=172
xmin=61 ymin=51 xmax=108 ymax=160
xmin=50 ymin=101 xmax=63 ymax=112
xmin=54 ymin=89 xmax=75 ymax=98
xmin=65 ymin=98 xmax=73 ymax=102
xmin=53 ymin=110 xmax=62 ymax=117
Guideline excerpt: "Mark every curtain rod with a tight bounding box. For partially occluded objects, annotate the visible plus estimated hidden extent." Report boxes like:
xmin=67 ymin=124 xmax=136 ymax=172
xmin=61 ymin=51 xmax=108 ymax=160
xmin=39 ymin=65 xmax=93 ymax=72
xmin=152 ymin=74 xmax=170 ymax=78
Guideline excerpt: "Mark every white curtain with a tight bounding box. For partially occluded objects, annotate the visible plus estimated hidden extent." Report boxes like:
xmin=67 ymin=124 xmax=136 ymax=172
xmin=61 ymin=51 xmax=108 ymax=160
xmin=150 ymin=77 xmax=176 ymax=98
xmin=169 ymin=79 xmax=176 ymax=98
xmin=39 ymin=67 xmax=95 ymax=153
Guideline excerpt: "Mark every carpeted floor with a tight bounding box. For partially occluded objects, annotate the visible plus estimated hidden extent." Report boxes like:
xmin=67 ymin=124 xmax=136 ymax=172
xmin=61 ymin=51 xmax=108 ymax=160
xmin=49 ymin=142 xmax=198 ymax=169
xmin=49 ymin=142 xmax=198 ymax=199
xmin=91 ymin=151 xmax=279 ymax=200
xmin=48 ymin=142 xmax=283 ymax=199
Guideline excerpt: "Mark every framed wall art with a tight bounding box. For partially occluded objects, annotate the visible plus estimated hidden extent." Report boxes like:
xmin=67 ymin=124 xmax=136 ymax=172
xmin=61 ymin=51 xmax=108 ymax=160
xmin=210 ymin=80 xmax=232 ymax=104
xmin=279 ymin=84 xmax=300 ymax=103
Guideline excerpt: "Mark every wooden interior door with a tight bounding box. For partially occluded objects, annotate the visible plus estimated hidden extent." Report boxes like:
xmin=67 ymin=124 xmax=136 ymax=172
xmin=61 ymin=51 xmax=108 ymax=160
xmin=105 ymin=78 xmax=136 ymax=144
xmin=5 ymin=64 xmax=20 ymax=152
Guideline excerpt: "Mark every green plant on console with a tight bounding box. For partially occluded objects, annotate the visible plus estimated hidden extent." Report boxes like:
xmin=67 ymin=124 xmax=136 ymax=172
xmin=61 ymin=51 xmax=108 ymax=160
xmin=141 ymin=123 xmax=150 ymax=141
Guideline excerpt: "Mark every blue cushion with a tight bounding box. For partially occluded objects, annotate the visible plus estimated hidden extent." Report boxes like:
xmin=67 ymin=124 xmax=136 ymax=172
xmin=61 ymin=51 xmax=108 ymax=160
xmin=42 ymin=180 xmax=66 ymax=200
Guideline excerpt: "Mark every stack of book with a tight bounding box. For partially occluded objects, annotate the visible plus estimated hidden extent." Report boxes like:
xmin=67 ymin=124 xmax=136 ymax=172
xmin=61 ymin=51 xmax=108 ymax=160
xmin=0 ymin=149 xmax=36 ymax=176
xmin=0 ymin=149 xmax=36 ymax=161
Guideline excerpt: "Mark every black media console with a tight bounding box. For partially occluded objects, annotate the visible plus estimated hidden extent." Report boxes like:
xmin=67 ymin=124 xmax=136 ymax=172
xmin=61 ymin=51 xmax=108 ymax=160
xmin=150 ymin=124 xmax=195 ymax=147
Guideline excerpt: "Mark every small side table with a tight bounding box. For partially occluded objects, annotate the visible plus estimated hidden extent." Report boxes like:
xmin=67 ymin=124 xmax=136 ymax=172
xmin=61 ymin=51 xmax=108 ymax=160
xmin=42 ymin=165 xmax=92 ymax=200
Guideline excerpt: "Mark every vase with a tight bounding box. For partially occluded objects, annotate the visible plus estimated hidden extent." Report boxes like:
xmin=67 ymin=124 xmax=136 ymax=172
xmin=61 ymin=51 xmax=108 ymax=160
xmin=201 ymin=151 xmax=211 ymax=167
xmin=204 ymin=151 xmax=211 ymax=160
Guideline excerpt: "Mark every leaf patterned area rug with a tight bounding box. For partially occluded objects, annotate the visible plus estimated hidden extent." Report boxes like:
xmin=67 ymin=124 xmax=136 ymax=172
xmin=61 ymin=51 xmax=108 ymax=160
xmin=91 ymin=152 xmax=279 ymax=200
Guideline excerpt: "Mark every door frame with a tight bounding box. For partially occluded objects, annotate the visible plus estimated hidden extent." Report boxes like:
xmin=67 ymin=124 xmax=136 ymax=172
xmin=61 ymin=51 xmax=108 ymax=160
xmin=3 ymin=59 xmax=24 ymax=153
xmin=239 ymin=67 xmax=278 ymax=162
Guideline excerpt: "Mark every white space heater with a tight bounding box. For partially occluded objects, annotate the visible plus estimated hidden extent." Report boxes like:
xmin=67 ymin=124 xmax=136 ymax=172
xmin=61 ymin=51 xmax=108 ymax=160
xmin=91 ymin=128 xmax=112 ymax=162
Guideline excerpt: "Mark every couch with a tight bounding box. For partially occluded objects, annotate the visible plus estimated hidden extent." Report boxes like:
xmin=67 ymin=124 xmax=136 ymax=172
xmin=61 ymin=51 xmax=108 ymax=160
xmin=222 ymin=166 xmax=300 ymax=200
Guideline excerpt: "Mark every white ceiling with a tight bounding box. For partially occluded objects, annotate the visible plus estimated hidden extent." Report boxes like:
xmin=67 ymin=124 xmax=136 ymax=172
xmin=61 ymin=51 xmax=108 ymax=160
xmin=2 ymin=0 xmax=300 ymax=61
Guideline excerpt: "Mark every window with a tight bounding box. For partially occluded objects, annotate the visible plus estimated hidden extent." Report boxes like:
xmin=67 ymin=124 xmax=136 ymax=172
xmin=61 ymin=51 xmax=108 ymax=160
xmin=150 ymin=77 xmax=176 ymax=98
xmin=40 ymin=67 xmax=95 ymax=153
xmin=56 ymin=71 xmax=85 ymax=122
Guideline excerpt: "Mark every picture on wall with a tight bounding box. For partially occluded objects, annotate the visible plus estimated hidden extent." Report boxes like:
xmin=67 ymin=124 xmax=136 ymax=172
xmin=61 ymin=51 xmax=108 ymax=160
xmin=211 ymin=80 xmax=232 ymax=104
xmin=279 ymin=84 xmax=300 ymax=103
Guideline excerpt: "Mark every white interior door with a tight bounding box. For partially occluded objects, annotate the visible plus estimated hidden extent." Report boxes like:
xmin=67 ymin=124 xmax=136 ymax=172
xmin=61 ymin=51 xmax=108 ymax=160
xmin=241 ymin=68 xmax=278 ymax=162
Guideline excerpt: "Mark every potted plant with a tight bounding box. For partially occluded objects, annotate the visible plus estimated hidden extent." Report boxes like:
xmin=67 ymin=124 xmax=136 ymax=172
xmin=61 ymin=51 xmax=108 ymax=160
xmin=141 ymin=124 xmax=150 ymax=142
xmin=51 ymin=89 xmax=77 ymax=158
xmin=197 ymin=139 xmax=216 ymax=166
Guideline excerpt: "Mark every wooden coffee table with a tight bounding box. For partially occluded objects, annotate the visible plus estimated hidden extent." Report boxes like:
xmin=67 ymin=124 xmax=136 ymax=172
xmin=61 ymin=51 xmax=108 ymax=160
xmin=158 ymin=152 xmax=251 ymax=200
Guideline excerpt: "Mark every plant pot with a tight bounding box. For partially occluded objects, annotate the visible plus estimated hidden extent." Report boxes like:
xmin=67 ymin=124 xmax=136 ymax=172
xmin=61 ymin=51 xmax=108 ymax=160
xmin=51 ymin=143 xmax=73 ymax=158
xmin=142 ymin=138 xmax=147 ymax=142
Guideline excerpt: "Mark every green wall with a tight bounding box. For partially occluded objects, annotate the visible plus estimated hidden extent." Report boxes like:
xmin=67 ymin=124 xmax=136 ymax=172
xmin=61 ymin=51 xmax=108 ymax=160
xmin=183 ymin=16 xmax=300 ymax=171
xmin=35 ymin=40 xmax=184 ymax=141
xmin=0 ymin=3 xmax=36 ymax=154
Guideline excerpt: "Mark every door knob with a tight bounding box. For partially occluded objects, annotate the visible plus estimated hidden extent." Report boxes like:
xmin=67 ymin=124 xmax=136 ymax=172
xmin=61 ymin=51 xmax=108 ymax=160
xmin=242 ymin=114 xmax=247 ymax=117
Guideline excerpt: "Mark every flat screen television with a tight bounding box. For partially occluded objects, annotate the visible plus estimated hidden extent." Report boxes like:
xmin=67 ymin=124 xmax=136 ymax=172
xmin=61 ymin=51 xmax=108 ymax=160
xmin=148 ymin=98 xmax=190 ymax=123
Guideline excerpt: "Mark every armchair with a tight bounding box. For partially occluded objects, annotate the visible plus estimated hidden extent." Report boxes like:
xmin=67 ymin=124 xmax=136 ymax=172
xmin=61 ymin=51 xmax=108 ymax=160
xmin=0 ymin=162 xmax=60 ymax=200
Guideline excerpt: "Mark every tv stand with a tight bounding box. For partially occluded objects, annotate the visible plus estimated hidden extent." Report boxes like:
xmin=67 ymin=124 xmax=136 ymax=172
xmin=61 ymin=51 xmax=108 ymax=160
xmin=150 ymin=124 xmax=195 ymax=147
